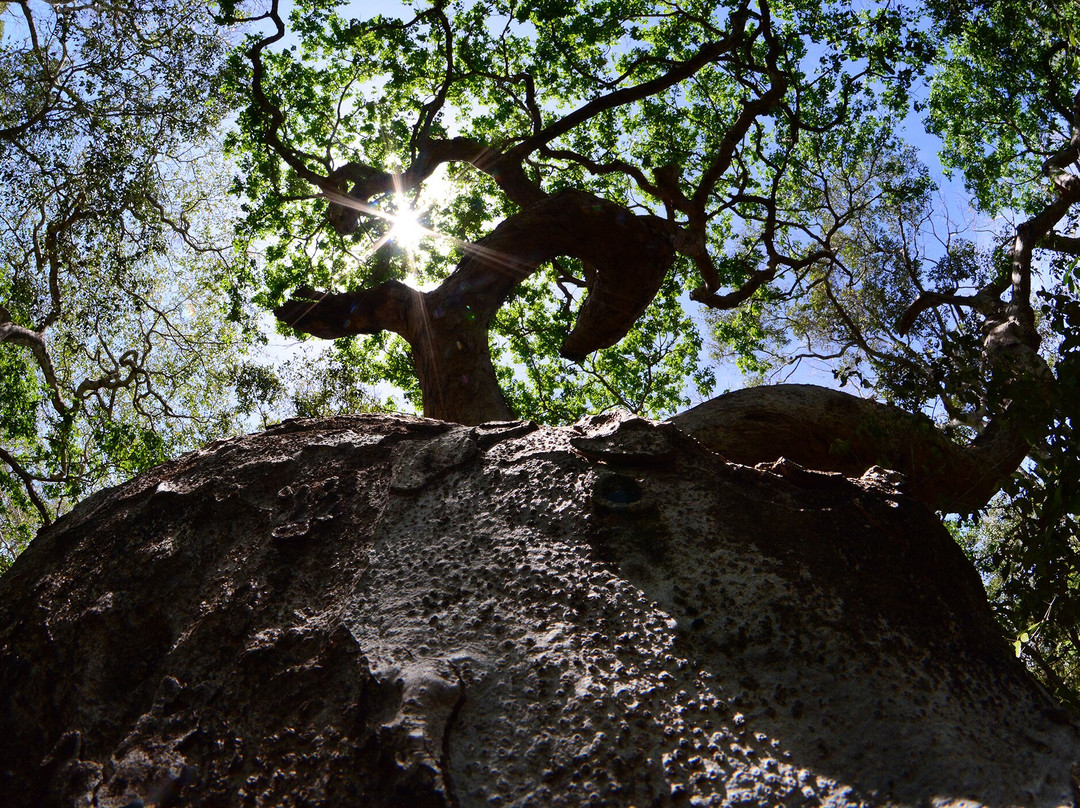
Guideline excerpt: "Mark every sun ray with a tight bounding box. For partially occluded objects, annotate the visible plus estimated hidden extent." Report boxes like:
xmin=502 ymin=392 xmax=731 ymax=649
xmin=321 ymin=188 xmax=519 ymax=264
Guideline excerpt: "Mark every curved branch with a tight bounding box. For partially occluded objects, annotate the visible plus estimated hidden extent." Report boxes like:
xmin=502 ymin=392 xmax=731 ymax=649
xmin=327 ymin=136 xmax=546 ymax=234
xmin=672 ymin=383 xmax=1030 ymax=514
xmin=406 ymin=137 xmax=544 ymax=207
xmin=246 ymin=0 xmax=339 ymax=195
xmin=73 ymin=350 xmax=143 ymax=401
xmin=273 ymin=281 xmax=421 ymax=341
xmin=692 ymin=1 xmax=787 ymax=212
xmin=410 ymin=3 xmax=455 ymax=162
xmin=0 ymin=321 xmax=70 ymax=415
xmin=690 ymin=265 xmax=776 ymax=309
xmin=896 ymin=290 xmax=986 ymax=336
xmin=282 ymin=189 xmax=676 ymax=358
xmin=433 ymin=189 xmax=676 ymax=361
xmin=0 ymin=446 xmax=51 ymax=526
xmin=1042 ymin=232 xmax=1080 ymax=255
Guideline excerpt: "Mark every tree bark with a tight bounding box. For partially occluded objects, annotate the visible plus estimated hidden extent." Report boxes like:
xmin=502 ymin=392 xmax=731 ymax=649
xmin=406 ymin=300 xmax=514 ymax=424
xmin=2 ymin=412 xmax=1077 ymax=806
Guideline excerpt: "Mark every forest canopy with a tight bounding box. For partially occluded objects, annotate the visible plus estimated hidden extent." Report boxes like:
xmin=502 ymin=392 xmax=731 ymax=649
xmin=0 ymin=0 xmax=253 ymax=556
xmin=3 ymin=0 xmax=1080 ymax=703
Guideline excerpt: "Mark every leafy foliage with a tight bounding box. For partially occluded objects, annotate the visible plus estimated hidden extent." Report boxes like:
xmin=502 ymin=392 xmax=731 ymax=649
xmin=926 ymin=0 xmax=1080 ymax=215
xmin=234 ymin=343 xmax=397 ymax=428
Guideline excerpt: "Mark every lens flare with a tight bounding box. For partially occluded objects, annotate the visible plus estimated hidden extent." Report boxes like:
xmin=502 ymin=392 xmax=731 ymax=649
xmin=388 ymin=194 xmax=428 ymax=252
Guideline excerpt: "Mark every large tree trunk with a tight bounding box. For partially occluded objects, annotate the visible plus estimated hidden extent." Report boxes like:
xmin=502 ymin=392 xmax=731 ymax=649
xmin=1 ymin=411 xmax=1077 ymax=806
xmin=409 ymin=312 xmax=514 ymax=424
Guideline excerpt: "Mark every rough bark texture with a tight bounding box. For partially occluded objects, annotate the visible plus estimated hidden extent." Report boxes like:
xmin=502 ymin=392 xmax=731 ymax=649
xmin=1 ymin=411 xmax=1077 ymax=807
xmin=672 ymin=384 xmax=1032 ymax=514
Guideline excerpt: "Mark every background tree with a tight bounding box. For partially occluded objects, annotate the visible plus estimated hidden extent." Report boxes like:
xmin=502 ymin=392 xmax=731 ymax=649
xmin=0 ymin=0 xmax=263 ymax=567
xmin=923 ymin=0 xmax=1080 ymax=710
xmin=700 ymin=0 xmax=1080 ymax=705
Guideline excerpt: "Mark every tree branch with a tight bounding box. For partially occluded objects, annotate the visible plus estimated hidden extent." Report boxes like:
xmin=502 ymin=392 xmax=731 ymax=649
xmin=0 ymin=320 xmax=70 ymax=414
xmin=327 ymin=136 xmax=546 ymax=234
xmin=246 ymin=0 xmax=339 ymax=195
xmin=1042 ymin=232 xmax=1080 ymax=255
xmin=690 ymin=265 xmax=776 ymax=309
xmin=508 ymin=24 xmax=748 ymax=160
xmin=0 ymin=446 xmax=51 ymax=526
xmin=691 ymin=1 xmax=787 ymax=213
xmin=273 ymin=281 xmax=422 ymax=341
xmin=410 ymin=3 xmax=455 ymax=162
xmin=896 ymin=290 xmax=988 ymax=336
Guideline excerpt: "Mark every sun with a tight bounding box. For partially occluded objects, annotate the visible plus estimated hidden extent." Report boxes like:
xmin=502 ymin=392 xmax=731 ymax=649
xmin=388 ymin=194 xmax=428 ymax=252
xmin=324 ymin=165 xmax=466 ymax=290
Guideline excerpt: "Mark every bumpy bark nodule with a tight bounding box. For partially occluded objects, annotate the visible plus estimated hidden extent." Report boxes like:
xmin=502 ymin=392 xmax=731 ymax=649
xmin=1 ymin=411 xmax=1077 ymax=807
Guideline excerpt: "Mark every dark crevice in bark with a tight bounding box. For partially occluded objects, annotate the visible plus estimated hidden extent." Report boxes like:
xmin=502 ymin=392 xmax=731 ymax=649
xmin=440 ymin=663 xmax=466 ymax=808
